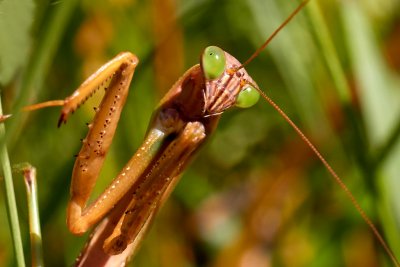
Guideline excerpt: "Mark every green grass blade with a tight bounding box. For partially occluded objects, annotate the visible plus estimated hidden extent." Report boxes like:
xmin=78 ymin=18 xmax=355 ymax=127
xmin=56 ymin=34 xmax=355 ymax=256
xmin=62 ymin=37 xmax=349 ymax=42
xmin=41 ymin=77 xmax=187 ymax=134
xmin=0 ymin=98 xmax=25 ymax=267
xmin=14 ymin=163 xmax=43 ymax=267
xmin=341 ymin=0 xmax=400 ymax=262
xmin=6 ymin=0 xmax=80 ymax=147
xmin=306 ymin=1 xmax=350 ymax=105
xmin=0 ymin=0 xmax=34 ymax=85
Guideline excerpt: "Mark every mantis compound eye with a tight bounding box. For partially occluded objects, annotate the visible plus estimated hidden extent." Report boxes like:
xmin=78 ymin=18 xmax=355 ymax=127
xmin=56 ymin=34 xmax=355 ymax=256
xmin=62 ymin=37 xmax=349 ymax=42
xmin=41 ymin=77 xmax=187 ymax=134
xmin=201 ymin=46 xmax=226 ymax=80
xmin=235 ymin=84 xmax=260 ymax=108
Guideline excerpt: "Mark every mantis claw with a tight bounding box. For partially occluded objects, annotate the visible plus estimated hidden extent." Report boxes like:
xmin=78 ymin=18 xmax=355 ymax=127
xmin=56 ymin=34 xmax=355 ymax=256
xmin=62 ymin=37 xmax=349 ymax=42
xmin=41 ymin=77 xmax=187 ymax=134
xmin=57 ymin=112 xmax=68 ymax=127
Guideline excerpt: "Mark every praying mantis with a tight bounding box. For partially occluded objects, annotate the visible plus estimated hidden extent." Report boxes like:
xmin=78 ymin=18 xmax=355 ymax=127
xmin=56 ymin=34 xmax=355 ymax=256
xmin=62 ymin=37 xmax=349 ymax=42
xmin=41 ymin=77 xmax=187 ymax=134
xmin=3 ymin=0 xmax=400 ymax=267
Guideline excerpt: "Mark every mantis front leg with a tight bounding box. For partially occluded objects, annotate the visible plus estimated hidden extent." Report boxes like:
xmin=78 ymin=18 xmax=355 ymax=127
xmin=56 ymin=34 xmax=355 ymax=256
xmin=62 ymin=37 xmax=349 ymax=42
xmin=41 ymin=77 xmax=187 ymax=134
xmin=61 ymin=51 xmax=207 ymax=257
xmin=75 ymin=121 xmax=206 ymax=265
xmin=64 ymin=51 xmax=142 ymax=234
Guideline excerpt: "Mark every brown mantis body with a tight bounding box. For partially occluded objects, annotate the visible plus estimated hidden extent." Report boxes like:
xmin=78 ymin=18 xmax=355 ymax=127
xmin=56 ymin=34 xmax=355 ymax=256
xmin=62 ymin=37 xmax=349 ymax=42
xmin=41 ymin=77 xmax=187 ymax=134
xmin=40 ymin=48 xmax=259 ymax=265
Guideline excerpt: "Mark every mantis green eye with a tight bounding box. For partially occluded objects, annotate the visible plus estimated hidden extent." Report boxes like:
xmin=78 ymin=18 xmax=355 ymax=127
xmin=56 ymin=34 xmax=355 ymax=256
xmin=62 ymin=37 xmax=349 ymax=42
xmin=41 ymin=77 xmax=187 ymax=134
xmin=202 ymin=46 xmax=226 ymax=80
xmin=235 ymin=85 xmax=260 ymax=108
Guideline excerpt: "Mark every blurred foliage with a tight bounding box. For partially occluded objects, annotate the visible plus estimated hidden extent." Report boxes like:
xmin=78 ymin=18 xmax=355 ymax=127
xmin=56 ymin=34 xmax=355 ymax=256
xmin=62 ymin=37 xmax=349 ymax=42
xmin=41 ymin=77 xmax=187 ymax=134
xmin=0 ymin=0 xmax=400 ymax=266
xmin=0 ymin=0 xmax=34 ymax=85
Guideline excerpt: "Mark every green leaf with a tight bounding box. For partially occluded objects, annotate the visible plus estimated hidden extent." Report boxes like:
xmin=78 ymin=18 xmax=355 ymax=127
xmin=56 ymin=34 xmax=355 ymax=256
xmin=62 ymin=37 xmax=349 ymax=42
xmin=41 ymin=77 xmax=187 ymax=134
xmin=0 ymin=0 xmax=35 ymax=85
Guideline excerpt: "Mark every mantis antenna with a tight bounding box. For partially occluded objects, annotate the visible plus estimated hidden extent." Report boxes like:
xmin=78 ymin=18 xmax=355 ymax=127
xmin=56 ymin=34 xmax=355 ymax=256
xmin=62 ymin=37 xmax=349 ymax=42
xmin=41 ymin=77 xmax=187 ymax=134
xmin=234 ymin=0 xmax=400 ymax=265
xmin=236 ymin=0 xmax=310 ymax=71
xmin=252 ymin=83 xmax=400 ymax=267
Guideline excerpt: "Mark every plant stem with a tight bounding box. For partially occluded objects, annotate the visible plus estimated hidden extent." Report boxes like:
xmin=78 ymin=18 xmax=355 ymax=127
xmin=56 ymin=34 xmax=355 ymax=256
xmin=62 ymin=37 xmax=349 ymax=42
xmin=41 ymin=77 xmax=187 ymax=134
xmin=0 ymin=97 xmax=25 ymax=267
xmin=14 ymin=163 xmax=43 ymax=267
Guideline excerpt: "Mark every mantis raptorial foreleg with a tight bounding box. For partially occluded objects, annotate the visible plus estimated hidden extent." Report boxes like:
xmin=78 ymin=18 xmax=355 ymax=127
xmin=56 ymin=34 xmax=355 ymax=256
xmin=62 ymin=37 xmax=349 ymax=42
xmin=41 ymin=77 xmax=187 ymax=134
xmin=76 ymin=121 xmax=206 ymax=265
xmin=64 ymin=51 xmax=143 ymax=234
xmin=60 ymin=51 xmax=208 ymax=256
xmin=103 ymin=121 xmax=206 ymax=254
xmin=62 ymin=52 xmax=182 ymax=236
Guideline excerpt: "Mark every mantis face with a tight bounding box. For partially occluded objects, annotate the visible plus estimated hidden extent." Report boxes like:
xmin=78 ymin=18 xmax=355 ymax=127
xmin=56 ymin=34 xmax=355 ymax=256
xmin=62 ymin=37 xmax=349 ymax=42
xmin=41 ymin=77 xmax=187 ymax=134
xmin=163 ymin=46 xmax=260 ymax=122
xmin=201 ymin=46 xmax=260 ymax=114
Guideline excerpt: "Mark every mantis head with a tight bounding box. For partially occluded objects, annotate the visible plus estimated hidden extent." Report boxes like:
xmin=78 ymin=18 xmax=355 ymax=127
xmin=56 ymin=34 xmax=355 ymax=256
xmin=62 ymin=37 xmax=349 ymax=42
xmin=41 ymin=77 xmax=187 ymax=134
xmin=200 ymin=46 xmax=260 ymax=115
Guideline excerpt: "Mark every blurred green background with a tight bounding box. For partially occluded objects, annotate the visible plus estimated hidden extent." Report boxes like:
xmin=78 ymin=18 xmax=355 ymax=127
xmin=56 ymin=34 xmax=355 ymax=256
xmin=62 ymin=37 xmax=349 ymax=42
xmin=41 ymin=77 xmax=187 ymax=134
xmin=1 ymin=0 xmax=400 ymax=266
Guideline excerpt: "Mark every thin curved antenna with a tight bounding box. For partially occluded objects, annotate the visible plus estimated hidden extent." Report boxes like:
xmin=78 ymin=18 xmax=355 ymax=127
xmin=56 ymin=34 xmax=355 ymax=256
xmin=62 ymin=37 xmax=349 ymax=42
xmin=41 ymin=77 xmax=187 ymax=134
xmin=236 ymin=0 xmax=310 ymax=71
xmin=250 ymin=82 xmax=400 ymax=267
